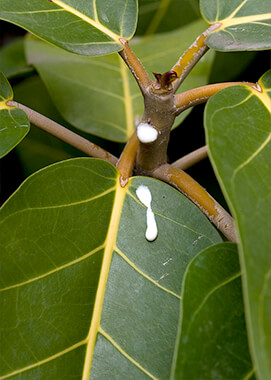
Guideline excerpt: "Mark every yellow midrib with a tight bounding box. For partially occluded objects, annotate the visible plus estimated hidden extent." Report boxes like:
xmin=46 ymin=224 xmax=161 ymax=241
xmin=0 ymin=99 xmax=14 ymax=111
xmin=231 ymin=85 xmax=271 ymax=177
xmin=119 ymin=57 xmax=135 ymax=139
xmin=217 ymin=13 xmax=271 ymax=28
xmin=82 ymin=178 xmax=127 ymax=380
xmin=251 ymin=82 xmax=271 ymax=112
xmin=51 ymin=0 xmax=121 ymax=43
xmin=145 ymin=0 xmax=171 ymax=36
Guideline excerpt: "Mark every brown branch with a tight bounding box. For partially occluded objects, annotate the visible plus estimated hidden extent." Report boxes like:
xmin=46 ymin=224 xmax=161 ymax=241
xmin=8 ymin=101 xmax=118 ymax=166
xmin=153 ymin=164 xmax=237 ymax=242
xmin=117 ymin=131 xmax=139 ymax=187
xmin=119 ymin=39 xmax=152 ymax=94
xmin=174 ymin=82 xmax=256 ymax=115
xmin=171 ymin=24 xmax=220 ymax=93
xmin=172 ymin=146 xmax=208 ymax=170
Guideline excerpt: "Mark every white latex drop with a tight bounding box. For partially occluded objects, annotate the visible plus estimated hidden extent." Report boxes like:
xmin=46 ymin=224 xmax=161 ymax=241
xmin=136 ymin=185 xmax=158 ymax=242
xmin=137 ymin=123 xmax=158 ymax=143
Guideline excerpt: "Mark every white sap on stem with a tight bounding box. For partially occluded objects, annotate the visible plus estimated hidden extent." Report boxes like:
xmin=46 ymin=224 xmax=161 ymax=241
xmin=137 ymin=123 xmax=158 ymax=143
xmin=136 ymin=185 xmax=158 ymax=241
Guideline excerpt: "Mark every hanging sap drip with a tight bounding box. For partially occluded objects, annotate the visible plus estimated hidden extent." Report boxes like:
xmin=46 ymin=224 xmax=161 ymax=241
xmin=136 ymin=185 xmax=158 ymax=241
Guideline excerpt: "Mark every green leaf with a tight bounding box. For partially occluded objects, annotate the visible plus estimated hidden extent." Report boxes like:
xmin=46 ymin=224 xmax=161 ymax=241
xmin=13 ymin=75 xmax=84 ymax=176
xmin=0 ymin=158 xmax=221 ymax=379
xmin=137 ymin=0 xmax=200 ymax=35
xmin=0 ymin=37 xmax=34 ymax=79
xmin=200 ymin=0 xmax=271 ymax=51
xmin=0 ymin=71 xmax=29 ymax=158
xmin=205 ymin=69 xmax=271 ymax=379
xmin=0 ymin=0 xmax=138 ymax=56
xmin=173 ymin=242 xmax=254 ymax=379
xmin=13 ymin=75 xmax=113 ymax=176
xmin=25 ymin=20 xmax=214 ymax=142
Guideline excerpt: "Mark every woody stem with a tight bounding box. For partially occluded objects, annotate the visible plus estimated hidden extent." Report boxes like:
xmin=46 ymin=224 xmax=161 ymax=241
xmin=171 ymin=24 xmax=220 ymax=93
xmin=8 ymin=101 xmax=118 ymax=165
xmin=153 ymin=164 xmax=237 ymax=242
xmin=174 ymin=82 xmax=256 ymax=115
xmin=117 ymin=131 xmax=139 ymax=187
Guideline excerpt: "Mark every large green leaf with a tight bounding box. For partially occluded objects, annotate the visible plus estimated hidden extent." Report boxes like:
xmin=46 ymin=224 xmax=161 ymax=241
xmin=25 ymin=20 xmax=214 ymax=142
xmin=0 ymin=71 xmax=29 ymax=158
xmin=205 ymin=69 xmax=271 ymax=379
xmin=0 ymin=0 xmax=137 ymax=56
xmin=137 ymin=0 xmax=200 ymax=35
xmin=0 ymin=37 xmax=34 ymax=79
xmin=0 ymin=158 xmax=221 ymax=379
xmin=13 ymin=75 xmax=115 ymax=176
xmin=13 ymin=75 xmax=85 ymax=176
xmin=173 ymin=243 xmax=255 ymax=379
xmin=200 ymin=0 xmax=271 ymax=51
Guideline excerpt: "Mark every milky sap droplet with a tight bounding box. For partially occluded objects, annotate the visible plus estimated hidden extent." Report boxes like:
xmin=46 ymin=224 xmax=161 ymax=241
xmin=137 ymin=123 xmax=158 ymax=143
xmin=136 ymin=185 xmax=158 ymax=242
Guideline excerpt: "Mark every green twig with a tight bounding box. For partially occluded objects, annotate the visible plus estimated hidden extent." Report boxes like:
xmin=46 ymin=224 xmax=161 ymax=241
xmin=172 ymin=146 xmax=208 ymax=170
xmin=8 ymin=101 xmax=118 ymax=166
xmin=153 ymin=164 xmax=237 ymax=242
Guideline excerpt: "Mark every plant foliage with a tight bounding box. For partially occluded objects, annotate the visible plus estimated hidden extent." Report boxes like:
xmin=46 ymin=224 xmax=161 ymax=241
xmin=0 ymin=0 xmax=271 ymax=379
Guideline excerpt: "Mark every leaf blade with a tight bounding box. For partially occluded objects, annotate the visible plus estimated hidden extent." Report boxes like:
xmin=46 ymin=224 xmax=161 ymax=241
xmin=173 ymin=242 xmax=254 ymax=379
xmin=0 ymin=37 xmax=33 ymax=79
xmin=0 ymin=0 xmax=138 ymax=56
xmin=205 ymin=69 xmax=271 ymax=379
xmin=137 ymin=0 xmax=200 ymax=35
xmin=0 ymin=158 xmax=222 ymax=379
xmin=200 ymin=0 xmax=271 ymax=51
xmin=0 ymin=71 xmax=29 ymax=158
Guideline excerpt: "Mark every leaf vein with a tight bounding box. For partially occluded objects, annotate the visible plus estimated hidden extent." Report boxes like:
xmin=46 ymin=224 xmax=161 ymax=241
xmin=145 ymin=0 xmax=172 ymax=35
xmin=120 ymin=0 xmax=129 ymax=37
xmin=50 ymin=0 xmax=121 ymax=42
xmin=0 ymin=339 xmax=86 ymax=379
xmin=127 ymin=190 xmax=217 ymax=242
xmin=114 ymin=246 xmax=181 ymax=299
xmin=0 ymin=244 xmax=104 ymax=292
xmin=182 ymin=272 xmax=241 ymax=346
xmin=98 ymin=327 xmax=157 ymax=379
xmin=119 ymin=55 xmax=134 ymax=139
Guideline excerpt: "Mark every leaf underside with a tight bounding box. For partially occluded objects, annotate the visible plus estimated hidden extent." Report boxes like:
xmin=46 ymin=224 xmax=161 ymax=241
xmin=25 ymin=20 xmax=214 ymax=142
xmin=137 ymin=0 xmax=200 ymax=35
xmin=0 ymin=71 xmax=29 ymax=158
xmin=13 ymin=75 xmax=87 ymax=176
xmin=0 ymin=38 xmax=33 ymax=79
xmin=200 ymin=0 xmax=271 ymax=51
xmin=173 ymin=242 xmax=254 ymax=379
xmin=0 ymin=158 xmax=221 ymax=379
xmin=0 ymin=0 xmax=138 ymax=56
xmin=205 ymin=69 xmax=271 ymax=379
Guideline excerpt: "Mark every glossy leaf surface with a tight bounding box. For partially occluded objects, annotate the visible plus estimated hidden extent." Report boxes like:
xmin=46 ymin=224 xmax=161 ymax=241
xmin=0 ymin=71 xmax=29 ymax=158
xmin=173 ymin=243 xmax=254 ymax=380
xmin=0 ymin=37 xmax=33 ymax=79
xmin=137 ymin=0 xmax=200 ymax=35
xmin=0 ymin=158 xmax=221 ymax=379
xmin=0 ymin=0 xmax=137 ymax=56
xmin=25 ymin=20 xmax=214 ymax=142
xmin=205 ymin=70 xmax=271 ymax=379
xmin=200 ymin=0 xmax=271 ymax=51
